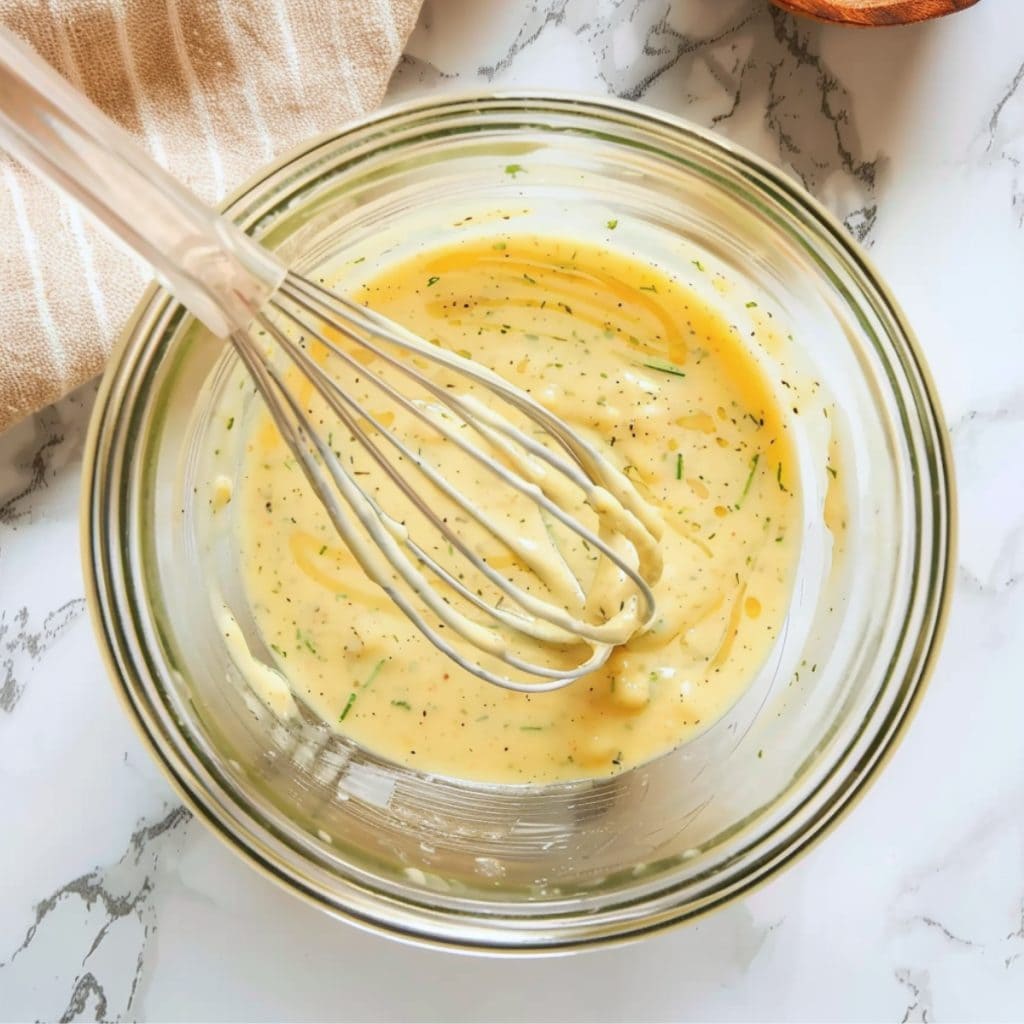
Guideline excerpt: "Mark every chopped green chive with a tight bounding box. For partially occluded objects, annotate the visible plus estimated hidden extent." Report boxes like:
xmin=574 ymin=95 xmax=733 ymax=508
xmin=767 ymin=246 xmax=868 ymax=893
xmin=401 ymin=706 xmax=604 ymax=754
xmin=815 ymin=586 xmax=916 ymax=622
xmin=339 ymin=692 xmax=357 ymax=721
xmin=606 ymin=218 xmax=618 ymax=229
xmin=676 ymin=453 xmax=683 ymax=480
xmin=351 ymin=256 xmax=366 ymax=264
xmin=736 ymin=453 xmax=760 ymax=508
xmin=362 ymin=658 xmax=387 ymax=690
xmin=520 ymin=725 xmax=544 ymax=731
xmin=639 ymin=359 xmax=686 ymax=377
xmin=745 ymin=300 xmax=758 ymax=309
xmin=391 ymin=699 xmax=412 ymax=710
xmin=504 ymin=163 xmax=524 ymax=177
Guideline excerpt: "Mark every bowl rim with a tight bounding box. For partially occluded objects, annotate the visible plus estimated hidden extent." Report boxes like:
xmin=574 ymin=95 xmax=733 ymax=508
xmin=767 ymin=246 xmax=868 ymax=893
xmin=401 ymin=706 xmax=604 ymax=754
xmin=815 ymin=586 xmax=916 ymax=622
xmin=81 ymin=88 xmax=956 ymax=954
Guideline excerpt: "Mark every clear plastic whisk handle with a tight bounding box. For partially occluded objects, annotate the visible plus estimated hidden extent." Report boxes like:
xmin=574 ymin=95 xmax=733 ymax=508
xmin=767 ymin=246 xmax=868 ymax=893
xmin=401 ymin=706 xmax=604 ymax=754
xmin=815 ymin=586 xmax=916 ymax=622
xmin=0 ymin=27 xmax=285 ymax=337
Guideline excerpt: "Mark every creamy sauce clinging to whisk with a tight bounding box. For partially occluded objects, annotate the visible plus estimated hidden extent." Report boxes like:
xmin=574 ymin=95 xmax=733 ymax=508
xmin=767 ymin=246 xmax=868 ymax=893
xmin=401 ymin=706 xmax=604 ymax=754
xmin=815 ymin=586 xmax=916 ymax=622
xmin=227 ymin=235 xmax=801 ymax=783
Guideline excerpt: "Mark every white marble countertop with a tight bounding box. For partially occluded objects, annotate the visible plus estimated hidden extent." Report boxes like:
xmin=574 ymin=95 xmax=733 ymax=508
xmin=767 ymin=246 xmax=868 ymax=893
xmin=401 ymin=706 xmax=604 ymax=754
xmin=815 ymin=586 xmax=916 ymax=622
xmin=2 ymin=0 xmax=1023 ymax=1020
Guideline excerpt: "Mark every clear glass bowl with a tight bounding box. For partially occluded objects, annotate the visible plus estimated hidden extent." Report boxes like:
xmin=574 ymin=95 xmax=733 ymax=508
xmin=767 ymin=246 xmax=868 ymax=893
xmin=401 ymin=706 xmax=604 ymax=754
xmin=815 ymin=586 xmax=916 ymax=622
xmin=82 ymin=94 xmax=953 ymax=952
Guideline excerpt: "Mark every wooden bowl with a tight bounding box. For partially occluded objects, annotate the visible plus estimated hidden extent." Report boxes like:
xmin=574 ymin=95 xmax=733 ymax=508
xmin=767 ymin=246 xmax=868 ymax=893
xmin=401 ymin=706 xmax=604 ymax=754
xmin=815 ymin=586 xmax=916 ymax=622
xmin=770 ymin=0 xmax=982 ymax=26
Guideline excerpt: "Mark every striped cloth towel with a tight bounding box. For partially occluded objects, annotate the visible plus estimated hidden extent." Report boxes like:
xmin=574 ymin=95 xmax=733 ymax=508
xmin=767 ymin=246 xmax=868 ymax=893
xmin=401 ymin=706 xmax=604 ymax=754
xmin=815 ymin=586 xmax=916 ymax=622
xmin=0 ymin=0 xmax=423 ymax=433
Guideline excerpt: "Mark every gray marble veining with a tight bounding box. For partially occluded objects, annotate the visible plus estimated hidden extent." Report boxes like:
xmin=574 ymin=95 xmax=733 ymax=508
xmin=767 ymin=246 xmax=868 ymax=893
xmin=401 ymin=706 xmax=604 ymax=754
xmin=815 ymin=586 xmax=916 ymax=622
xmin=2 ymin=807 xmax=192 ymax=1022
xmin=394 ymin=1 xmax=882 ymax=236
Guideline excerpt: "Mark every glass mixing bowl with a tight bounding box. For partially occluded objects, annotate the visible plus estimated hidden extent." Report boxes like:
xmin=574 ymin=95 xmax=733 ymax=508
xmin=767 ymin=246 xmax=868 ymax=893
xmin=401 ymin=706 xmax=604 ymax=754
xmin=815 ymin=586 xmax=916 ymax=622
xmin=82 ymin=93 xmax=953 ymax=952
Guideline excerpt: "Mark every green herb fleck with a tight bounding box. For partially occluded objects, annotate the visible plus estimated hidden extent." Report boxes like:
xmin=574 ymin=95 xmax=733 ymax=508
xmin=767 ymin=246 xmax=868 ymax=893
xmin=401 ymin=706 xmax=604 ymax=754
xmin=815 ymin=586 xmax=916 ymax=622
xmin=520 ymin=725 xmax=544 ymax=731
xmin=504 ymin=163 xmax=524 ymax=177
xmin=296 ymin=628 xmax=320 ymax=657
xmin=639 ymin=284 xmax=658 ymax=293
xmin=362 ymin=658 xmax=387 ymax=690
xmin=692 ymin=258 xmax=705 ymax=272
xmin=269 ymin=643 xmax=287 ymax=659
xmin=745 ymin=300 xmax=758 ymax=309
xmin=226 ymin=416 xmax=234 ymax=430
xmin=523 ymin=273 xmax=537 ymax=284
xmin=427 ymin=275 xmax=440 ymax=287
xmin=736 ymin=453 xmax=760 ymax=508
xmin=777 ymin=462 xmax=788 ymax=492
xmin=391 ymin=699 xmax=412 ymax=710
xmin=640 ymin=359 xmax=686 ymax=377
xmin=339 ymin=692 xmax=357 ymax=722
xmin=492 ymin=241 xmax=507 ymax=250
xmin=826 ymin=465 xmax=838 ymax=479
xmin=318 ymin=544 xmax=327 ymax=555
xmin=352 ymin=256 xmax=366 ymax=264
xmin=606 ymin=218 xmax=618 ymax=230
xmin=676 ymin=453 xmax=683 ymax=480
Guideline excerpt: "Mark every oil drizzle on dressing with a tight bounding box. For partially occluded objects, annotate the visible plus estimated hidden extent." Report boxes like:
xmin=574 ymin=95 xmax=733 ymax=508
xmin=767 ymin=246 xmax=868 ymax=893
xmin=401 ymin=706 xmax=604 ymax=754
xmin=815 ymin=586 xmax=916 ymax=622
xmin=231 ymin=236 xmax=801 ymax=783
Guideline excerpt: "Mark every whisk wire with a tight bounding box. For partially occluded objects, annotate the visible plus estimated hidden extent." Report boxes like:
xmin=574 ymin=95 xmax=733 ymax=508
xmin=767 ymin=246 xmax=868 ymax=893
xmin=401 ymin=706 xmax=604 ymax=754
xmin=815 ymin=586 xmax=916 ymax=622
xmin=255 ymin=309 xmax=589 ymax=649
xmin=235 ymin=323 xmax=608 ymax=693
xmin=267 ymin=298 xmax=585 ymax=608
xmin=278 ymin=274 xmax=661 ymax=612
xmin=238 ymin=334 xmax=618 ymax=690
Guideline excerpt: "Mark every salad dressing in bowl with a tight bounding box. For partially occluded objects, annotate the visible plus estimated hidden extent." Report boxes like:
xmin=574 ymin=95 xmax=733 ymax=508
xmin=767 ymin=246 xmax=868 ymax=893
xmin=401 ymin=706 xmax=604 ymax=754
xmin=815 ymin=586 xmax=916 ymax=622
xmin=219 ymin=234 xmax=804 ymax=783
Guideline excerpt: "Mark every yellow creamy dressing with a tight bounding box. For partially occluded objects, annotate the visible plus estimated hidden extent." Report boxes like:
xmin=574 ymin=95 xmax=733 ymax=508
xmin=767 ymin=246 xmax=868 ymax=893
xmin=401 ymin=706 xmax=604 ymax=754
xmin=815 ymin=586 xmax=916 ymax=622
xmin=230 ymin=235 xmax=801 ymax=783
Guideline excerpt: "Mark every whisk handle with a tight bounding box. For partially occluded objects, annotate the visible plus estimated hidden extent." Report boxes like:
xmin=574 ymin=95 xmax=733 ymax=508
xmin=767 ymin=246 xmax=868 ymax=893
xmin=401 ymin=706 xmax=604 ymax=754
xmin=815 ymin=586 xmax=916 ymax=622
xmin=0 ymin=28 xmax=284 ymax=336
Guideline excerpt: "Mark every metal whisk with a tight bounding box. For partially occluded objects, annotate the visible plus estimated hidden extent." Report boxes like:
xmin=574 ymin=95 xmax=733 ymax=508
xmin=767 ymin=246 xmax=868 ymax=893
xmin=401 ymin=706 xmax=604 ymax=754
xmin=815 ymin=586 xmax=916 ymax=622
xmin=0 ymin=29 xmax=662 ymax=691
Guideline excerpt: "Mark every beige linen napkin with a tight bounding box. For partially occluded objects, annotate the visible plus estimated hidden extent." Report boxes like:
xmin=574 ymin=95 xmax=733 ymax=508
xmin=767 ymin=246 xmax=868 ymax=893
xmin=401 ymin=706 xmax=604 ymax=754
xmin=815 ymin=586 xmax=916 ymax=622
xmin=0 ymin=0 xmax=423 ymax=433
